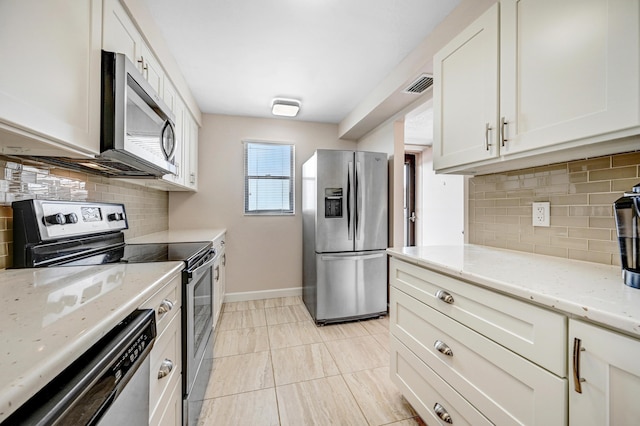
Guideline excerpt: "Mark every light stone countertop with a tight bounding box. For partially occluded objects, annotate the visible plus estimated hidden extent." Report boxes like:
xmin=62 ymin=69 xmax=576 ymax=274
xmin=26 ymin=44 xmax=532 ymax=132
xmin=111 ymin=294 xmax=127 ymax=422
xmin=387 ymin=245 xmax=640 ymax=338
xmin=127 ymin=228 xmax=226 ymax=244
xmin=0 ymin=261 xmax=184 ymax=422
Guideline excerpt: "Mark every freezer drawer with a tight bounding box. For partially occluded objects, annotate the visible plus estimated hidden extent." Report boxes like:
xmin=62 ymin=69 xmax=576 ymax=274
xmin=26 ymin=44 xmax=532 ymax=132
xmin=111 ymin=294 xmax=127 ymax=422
xmin=316 ymin=250 xmax=387 ymax=323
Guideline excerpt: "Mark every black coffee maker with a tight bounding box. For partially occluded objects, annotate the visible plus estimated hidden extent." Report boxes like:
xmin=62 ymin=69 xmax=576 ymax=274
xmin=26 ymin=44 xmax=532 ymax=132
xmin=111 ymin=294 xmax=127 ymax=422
xmin=614 ymin=183 xmax=640 ymax=288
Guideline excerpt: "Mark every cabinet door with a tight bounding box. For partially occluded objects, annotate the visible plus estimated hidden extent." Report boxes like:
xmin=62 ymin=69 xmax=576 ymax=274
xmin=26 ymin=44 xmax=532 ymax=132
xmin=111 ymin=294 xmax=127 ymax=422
xmin=569 ymin=319 xmax=640 ymax=426
xmin=500 ymin=0 xmax=640 ymax=155
xmin=433 ymin=3 xmax=499 ymax=171
xmin=185 ymin=114 xmax=199 ymax=190
xmin=0 ymin=0 xmax=101 ymax=155
xmin=102 ymin=0 xmax=141 ymax=64
xmin=140 ymin=42 xmax=164 ymax=96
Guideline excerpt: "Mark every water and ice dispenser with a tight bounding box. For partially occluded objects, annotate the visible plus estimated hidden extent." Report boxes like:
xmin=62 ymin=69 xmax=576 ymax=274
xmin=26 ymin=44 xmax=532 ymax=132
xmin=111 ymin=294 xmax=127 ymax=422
xmin=324 ymin=188 xmax=343 ymax=218
xmin=614 ymin=182 xmax=640 ymax=288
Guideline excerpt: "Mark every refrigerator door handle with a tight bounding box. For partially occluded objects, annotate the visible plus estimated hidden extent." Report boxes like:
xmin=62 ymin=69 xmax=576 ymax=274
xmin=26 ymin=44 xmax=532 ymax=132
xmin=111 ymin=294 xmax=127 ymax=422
xmin=355 ymin=161 xmax=361 ymax=240
xmin=347 ymin=161 xmax=353 ymax=241
xmin=320 ymin=253 xmax=384 ymax=261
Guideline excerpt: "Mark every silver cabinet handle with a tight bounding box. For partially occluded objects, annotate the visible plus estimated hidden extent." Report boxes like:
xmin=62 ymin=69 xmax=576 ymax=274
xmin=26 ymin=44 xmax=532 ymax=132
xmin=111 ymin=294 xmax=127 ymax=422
xmin=572 ymin=337 xmax=586 ymax=393
xmin=433 ymin=403 xmax=453 ymax=424
xmin=157 ymin=299 xmax=174 ymax=315
xmin=484 ymin=122 xmax=492 ymax=151
xmin=215 ymin=265 xmax=220 ymax=281
xmin=500 ymin=116 xmax=508 ymax=147
xmin=436 ymin=290 xmax=454 ymax=304
xmin=222 ymin=253 xmax=226 ymax=267
xmin=158 ymin=359 xmax=173 ymax=379
xmin=434 ymin=340 xmax=453 ymax=356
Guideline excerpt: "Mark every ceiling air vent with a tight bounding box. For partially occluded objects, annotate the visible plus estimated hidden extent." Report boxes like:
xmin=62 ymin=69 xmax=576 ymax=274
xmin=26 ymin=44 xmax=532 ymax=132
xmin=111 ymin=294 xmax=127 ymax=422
xmin=402 ymin=73 xmax=433 ymax=94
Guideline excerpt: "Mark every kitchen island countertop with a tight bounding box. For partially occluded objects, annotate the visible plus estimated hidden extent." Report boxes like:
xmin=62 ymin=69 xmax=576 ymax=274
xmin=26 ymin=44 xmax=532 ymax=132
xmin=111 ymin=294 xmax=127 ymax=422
xmin=0 ymin=261 xmax=184 ymax=422
xmin=127 ymin=228 xmax=226 ymax=244
xmin=387 ymin=245 xmax=640 ymax=338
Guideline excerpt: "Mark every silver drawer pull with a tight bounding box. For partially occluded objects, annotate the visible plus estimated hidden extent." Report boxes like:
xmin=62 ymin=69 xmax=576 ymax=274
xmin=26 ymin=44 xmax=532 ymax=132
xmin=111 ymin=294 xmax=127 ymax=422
xmin=436 ymin=290 xmax=454 ymax=304
xmin=434 ymin=402 xmax=453 ymax=424
xmin=158 ymin=359 xmax=174 ymax=379
xmin=434 ymin=340 xmax=453 ymax=356
xmin=158 ymin=299 xmax=174 ymax=315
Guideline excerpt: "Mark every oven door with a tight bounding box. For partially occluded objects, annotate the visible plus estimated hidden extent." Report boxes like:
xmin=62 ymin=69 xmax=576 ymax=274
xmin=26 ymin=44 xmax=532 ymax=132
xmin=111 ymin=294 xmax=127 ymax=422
xmin=184 ymin=252 xmax=216 ymax=396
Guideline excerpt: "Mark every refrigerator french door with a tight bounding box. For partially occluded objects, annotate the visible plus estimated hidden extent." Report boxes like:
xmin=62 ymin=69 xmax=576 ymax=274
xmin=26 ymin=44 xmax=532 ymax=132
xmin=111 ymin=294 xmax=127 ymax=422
xmin=302 ymin=150 xmax=388 ymax=324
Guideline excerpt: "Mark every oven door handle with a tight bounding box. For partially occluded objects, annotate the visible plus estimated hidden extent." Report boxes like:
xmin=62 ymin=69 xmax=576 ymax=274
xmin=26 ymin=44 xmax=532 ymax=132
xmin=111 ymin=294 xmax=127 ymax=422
xmin=186 ymin=249 xmax=218 ymax=279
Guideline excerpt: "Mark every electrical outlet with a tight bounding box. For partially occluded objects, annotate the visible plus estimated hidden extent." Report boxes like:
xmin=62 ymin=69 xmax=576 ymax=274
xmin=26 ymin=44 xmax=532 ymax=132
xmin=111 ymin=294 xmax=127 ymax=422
xmin=532 ymin=202 xmax=550 ymax=227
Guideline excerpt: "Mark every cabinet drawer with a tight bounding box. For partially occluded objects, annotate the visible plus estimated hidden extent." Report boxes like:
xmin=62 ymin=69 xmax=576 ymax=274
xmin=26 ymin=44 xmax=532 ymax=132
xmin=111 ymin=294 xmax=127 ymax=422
xmin=391 ymin=336 xmax=492 ymax=426
xmin=391 ymin=287 xmax=567 ymax=425
xmin=150 ymin=371 xmax=182 ymax=426
xmin=140 ymin=274 xmax=181 ymax=337
xmin=150 ymin=311 xmax=182 ymax=419
xmin=390 ymin=258 xmax=566 ymax=376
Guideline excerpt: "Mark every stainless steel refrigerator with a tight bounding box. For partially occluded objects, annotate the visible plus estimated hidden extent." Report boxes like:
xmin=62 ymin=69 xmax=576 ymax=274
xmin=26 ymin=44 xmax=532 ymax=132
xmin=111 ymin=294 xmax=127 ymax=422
xmin=302 ymin=149 xmax=388 ymax=324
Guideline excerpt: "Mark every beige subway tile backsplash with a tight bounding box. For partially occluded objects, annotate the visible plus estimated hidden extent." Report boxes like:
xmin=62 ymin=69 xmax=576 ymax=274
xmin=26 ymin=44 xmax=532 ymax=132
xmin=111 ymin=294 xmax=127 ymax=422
xmin=469 ymin=151 xmax=640 ymax=266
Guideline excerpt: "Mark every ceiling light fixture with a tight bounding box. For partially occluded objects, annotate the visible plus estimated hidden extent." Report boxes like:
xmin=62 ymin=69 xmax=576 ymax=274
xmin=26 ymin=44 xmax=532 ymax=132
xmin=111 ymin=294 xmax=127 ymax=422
xmin=271 ymin=98 xmax=301 ymax=117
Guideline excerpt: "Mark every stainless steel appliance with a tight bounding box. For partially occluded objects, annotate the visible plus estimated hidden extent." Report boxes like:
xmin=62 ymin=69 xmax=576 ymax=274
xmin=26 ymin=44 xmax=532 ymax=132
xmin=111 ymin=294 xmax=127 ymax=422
xmin=19 ymin=51 xmax=177 ymax=178
xmin=614 ymin=182 xmax=640 ymax=288
xmin=11 ymin=199 xmax=215 ymax=425
xmin=302 ymin=150 xmax=388 ymax=324
xmin=2 ymin=309 xmax=156 ymax=425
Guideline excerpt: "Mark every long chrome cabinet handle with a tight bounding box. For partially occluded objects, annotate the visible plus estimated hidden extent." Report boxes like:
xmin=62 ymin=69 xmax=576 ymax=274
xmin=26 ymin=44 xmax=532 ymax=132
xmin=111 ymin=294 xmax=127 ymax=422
xmin=500 ymin=116 xmax=508 ymax=147
xmin=484 ymin=123 xmax=492 ymax=151
xmin=435 ymin=290 xmax=454 ymax=304
xmin=158 ymin=359 xmax=174 ymax=379
xmin=433 ymin=403 xmax=453 ymax=424
xmin=573 ymin=337 xmax=586 ymax=393
xmin=434 ymin=340 xmax=453 ymax=356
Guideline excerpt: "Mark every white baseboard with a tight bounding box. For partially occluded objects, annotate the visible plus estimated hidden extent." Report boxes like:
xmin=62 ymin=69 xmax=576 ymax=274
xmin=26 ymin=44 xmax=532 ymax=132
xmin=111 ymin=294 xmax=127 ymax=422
xmin=223 ymin=287 xmax=302 ymax=303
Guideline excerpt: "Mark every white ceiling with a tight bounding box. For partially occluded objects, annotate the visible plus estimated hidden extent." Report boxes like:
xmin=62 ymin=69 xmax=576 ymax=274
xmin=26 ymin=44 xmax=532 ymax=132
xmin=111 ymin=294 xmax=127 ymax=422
xmin=144 ymin=0 xmax=460 ymax=124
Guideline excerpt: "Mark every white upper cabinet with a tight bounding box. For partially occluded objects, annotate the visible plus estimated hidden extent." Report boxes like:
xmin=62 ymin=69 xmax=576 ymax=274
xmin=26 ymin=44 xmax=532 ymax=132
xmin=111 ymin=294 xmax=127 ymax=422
xmin=434 ymin=0 xmax=640 ymax=174
xmin=0 ymin=0 xmax=102 ymax=156
xmin=499 ymin=0 xmax=640 ymax=155
xmin=433 ymin=3 xmax=499 ymax=170
xmin=103 ymin=0 xmax=164 ymax=95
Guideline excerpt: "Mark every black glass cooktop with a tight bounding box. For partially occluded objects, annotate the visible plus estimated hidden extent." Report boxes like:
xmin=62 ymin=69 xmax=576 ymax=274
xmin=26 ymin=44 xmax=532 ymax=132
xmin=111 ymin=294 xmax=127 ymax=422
xmin=61 ymin=242 xmax=212 ymax=267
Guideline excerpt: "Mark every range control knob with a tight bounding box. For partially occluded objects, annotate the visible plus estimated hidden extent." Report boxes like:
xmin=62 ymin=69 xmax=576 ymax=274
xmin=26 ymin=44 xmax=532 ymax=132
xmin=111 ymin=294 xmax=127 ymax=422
xmin=43 ymin=213 xmax=66 ymax=226
xmin=108 ymin=212 xmax=125 ymax=221
xmin=65 ymin=213 xmax=78 ymax=224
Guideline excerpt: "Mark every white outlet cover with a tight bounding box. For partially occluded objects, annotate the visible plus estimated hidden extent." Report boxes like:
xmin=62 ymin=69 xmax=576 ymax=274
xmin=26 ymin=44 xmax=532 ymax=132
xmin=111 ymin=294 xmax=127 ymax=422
xmin=532 ymin=202 xmax=550 ymax=227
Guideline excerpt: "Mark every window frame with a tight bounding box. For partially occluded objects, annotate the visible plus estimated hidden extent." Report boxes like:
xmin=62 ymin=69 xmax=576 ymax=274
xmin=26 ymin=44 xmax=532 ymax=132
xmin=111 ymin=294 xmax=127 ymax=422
xmin=243 ymin=140 xmax=295 ymax=216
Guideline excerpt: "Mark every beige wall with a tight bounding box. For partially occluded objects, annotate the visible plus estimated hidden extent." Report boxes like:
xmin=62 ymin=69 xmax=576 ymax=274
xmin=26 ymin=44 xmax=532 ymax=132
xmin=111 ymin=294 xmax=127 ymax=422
xmin=356 ymin=120 xmax=401 ymax=246
xmin=469 ymin=151 xmax=640 ymax=265
xmin=168 ymin=114 xmax=355 ymax=294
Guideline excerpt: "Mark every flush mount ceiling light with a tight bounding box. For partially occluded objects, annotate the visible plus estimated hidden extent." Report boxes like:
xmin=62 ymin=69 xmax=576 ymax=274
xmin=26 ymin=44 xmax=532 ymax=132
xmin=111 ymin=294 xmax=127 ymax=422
xmin=271 ymin=98 xmax=301 ymax=117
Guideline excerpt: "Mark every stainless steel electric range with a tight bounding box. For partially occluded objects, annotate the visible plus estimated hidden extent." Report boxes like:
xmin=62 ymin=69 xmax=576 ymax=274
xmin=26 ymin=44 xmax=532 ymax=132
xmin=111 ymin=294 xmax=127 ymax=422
xmin=12 ymin=199 xmax=216 ymax=426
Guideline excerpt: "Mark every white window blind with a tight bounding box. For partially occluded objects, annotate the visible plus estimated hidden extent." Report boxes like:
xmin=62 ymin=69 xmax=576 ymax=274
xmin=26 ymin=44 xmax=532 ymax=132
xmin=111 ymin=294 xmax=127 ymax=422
xmin=243 ymin=141 xmax=295 ymax=215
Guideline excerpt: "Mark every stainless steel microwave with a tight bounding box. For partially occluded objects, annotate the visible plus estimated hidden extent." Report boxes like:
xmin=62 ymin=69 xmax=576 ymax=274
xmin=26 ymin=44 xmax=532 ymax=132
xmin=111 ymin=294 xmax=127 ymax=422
xmin=22 ymin=50 xmax=177 ymax=178
xmin=100 ymin=50 xmax=177 ymax=177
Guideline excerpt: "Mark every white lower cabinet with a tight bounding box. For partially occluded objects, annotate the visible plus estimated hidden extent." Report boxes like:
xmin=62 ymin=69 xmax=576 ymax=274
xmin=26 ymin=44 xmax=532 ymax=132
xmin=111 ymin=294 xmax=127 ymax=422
xmin=569 ymin=319 xmax=640 ymax=426
xmin=140 ymin=273 xmax=182 ymax=424
xmin=212 ymin=234 xmax=226 ymax=330
xmin=389 ymin=257 xmax=568 ymax=425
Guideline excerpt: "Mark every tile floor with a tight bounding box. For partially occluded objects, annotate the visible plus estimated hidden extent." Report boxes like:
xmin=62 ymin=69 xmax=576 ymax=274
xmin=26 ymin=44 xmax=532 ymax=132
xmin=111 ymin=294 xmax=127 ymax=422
xmin=197 ymin=296 xmax=425 ymax=426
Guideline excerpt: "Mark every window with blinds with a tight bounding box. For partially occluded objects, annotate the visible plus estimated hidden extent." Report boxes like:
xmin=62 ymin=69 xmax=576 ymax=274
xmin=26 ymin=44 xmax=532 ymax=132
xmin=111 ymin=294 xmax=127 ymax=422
xmin=243 ymin=141 xmax=295 ymax=215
